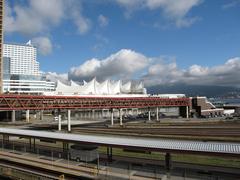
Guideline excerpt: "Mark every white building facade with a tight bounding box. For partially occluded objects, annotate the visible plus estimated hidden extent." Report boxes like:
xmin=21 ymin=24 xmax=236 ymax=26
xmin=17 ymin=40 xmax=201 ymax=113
xmin=3 ymin=41 xmax=40 ymax=76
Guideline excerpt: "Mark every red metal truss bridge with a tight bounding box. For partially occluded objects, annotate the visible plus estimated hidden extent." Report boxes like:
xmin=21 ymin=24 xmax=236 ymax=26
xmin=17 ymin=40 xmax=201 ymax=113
xmin=0 ymin=95 xmax=190 ymax=110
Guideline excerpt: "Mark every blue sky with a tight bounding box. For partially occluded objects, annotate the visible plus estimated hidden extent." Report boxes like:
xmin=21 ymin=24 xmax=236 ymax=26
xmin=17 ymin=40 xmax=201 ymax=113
xmin=4 ymin=0 xmax=240 ymax=87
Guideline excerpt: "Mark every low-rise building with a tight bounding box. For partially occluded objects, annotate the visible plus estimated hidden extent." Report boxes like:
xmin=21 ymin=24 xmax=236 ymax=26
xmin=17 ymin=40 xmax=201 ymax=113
xmin=190 ymin=97 xmax=224 ymax=117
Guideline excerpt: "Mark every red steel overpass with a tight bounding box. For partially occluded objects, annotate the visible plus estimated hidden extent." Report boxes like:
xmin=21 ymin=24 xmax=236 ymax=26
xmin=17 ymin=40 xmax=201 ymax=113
xmin=0 ymin=94 xmax=190 ymax=110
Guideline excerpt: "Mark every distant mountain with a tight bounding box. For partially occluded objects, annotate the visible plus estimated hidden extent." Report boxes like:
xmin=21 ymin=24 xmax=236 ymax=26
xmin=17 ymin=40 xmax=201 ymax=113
xmin=147 ymin=84 xmax=240 ymax=98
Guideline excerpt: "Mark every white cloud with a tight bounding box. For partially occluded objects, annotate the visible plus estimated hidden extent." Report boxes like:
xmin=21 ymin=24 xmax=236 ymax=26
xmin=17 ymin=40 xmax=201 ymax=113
xmin=116 ymin=0 xmax=202 ymax=27
xmin=175 ymin=16 xmax=200 ymax=28
xmin=69 ymin=49 xmax=149 ymax=81
xmin=92 ymin=34 xmax=109 ymax=52
xmin=68 ymin=1 xmax=91 ymax=34
xmin=222 ymin=0 xmax=240 ymax=9
xmin=44 ymin=48 xmax=240 ymax=88
xmin=32 ymin=36 xmax=53 ymax=55
xmin=143 ymin=57 xmax=240 ymax=87
xmin=4 ymin=0 xmax=91 ymax=35
xmin=4 ymin=2 xmax=46 ymax=35
xmin=143 ymin=59 xmax=184 ymax=86
xmin=46 ymin=72 xmax=68 ymax=84
xmin=29 ymin=0 xmax=64 ymax=25
xmin=188 ymin=65 xmax=208 ymax=76
xmin=98 ymin=14 xmax=109 ymax=27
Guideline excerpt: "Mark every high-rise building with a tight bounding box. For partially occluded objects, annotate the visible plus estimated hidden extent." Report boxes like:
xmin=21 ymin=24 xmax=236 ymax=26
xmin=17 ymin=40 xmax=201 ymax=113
xmin=3 ymin=41 xmax=40 ymax=76
xmin=3 ymin=57 xmax=10 ymax=75
xmin=2 ymin=41 xmax=55 ymax=94
xmin=0 ymin=0 xmax=4 ymax=93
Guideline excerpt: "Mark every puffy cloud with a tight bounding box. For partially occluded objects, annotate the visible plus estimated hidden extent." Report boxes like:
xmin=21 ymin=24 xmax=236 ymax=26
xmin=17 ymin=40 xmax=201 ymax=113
xmin=68 ymin=1 xmax=91 ymax=34
xmin=98 ymin=14 xmax=109 ymax=27
xmin=46 ymin=72 xmax=68 ymax=84
xmin=69 ymin=49 xmax=149 ymax=81
xmin=29 ymin=0 xmax=64 ymax=25
xmin=188 ymin=65 xmax=208 ymax=76
xmin=32 ymin=36 xmax=53 ymax=55
xmin=143 ymin=57 xmax=240 ymax=87
xmin=4 ymin=0 xmax=91 ymax=35
xmin=143 ymin=59 xmax=184 ymax=86
xmin=45 ymin=48 xmax=240 ymax=88
xmin=56 ymin=48 xmax=240 ymax=88
xmin=116 ymin=0 xmax=202 ymax=27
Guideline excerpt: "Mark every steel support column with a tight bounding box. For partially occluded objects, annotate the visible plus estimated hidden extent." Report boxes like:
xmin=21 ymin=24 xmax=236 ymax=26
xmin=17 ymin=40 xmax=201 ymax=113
xmin=92 ymin=110 xmax=95 ymax=119
xmin=119 ymin=108 xmax=123 ymax=126
xmin=148 ymin=107 xmax=151 ymax=121
xmin=111 ymin=109 xmax=114 ymax=126
xmin=58 ymin=114 xmax=62 ymax=131
xmin=67 ymin=109 xmax=71 ymax=132
xmin=107 ymin=147 xmax=113 ymax=162
xmin=63 ymin=141 xmax=69 ymax=159
xmin=40 ymin=110 xmax=43 ymax=120
xmin=33 ymin=138 xmax=36 ymax=153
xmin=26 ymin=110 xmax=30 ymax=122
xmin=11 ymin=110 xmax=16 ymax=123
xmin=29 ymin=138 xmax=32 ymax=151
xmin=165 ymin=153 xmax=172 ymax=177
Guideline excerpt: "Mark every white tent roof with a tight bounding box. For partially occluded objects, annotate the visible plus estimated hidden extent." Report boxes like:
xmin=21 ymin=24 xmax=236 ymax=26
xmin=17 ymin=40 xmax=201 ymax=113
xmin=55 ymin=80 xmax=75 ymax=94
xmin=80 ymin=78 xmax=96 ymax=94
xmin=95 ymin=79 xmax=109 ymax=95
xmin=108 ymin=80 xmax=121 ymax=94
xmin=53 ymin=78 xmax=146 ymax=96
xmin=70 ymin=80 xmax=80 ymax=87
xmin=121 ymin=81 xmax=131 ymax=93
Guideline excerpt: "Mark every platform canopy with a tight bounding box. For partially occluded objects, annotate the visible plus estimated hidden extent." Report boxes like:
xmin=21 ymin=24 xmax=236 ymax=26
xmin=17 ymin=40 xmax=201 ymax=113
xmin=0 ymin=128 xmax=239 ymax=157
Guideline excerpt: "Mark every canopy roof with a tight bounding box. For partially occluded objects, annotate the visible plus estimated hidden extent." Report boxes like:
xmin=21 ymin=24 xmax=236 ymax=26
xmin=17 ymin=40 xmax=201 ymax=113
xmin=49 ymin=78 xmax=146 ymax=96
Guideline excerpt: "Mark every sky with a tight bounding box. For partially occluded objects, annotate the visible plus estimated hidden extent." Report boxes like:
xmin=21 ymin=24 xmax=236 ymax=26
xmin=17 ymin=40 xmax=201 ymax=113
xmin=3 ymin=0 xmax=240 ymax=87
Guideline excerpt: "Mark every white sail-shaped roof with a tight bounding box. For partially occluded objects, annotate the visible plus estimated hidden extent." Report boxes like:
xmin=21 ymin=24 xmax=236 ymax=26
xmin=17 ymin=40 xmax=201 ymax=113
xmin=70 ymin=80 xmax=81 ymax=87
xmin=83 ymin=80 xmax=87 ymax=85
xmin=131 ymin=81 xmax=145 ymax=94
xmin=55 ymin=80 xmax=75 ymax=94
xmin=95 ymin=80 xmax=109 ymax=94
xmin=136 ymin=82 xmax=144 ymax=90
xmin=121 ymin=81 xmax=131 ymax=93
xmin=108 ymin=80 xmax=121 ymax=94
xmin=49 ymin=78 xmax=146 ymax=96
xmin=79 ymin=78 xmax=96 ymax=94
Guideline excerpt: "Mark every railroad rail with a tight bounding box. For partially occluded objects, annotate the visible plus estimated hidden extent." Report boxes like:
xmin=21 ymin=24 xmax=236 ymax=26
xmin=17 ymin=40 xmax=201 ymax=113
xmin=0 ymin=94 xmax=190 ymax=110
xmin=72 ymin=127 xmax=240 ymax=137
xmin=0 ymin=150 xmax=158 ymax=180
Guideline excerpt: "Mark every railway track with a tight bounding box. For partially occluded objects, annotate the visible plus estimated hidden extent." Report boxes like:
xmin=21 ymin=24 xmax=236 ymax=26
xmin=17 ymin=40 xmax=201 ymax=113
xmin=0 ymin=150 xmax=160 ymax=180
xmin=72 ymin=127 xmax=240 ymax=137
